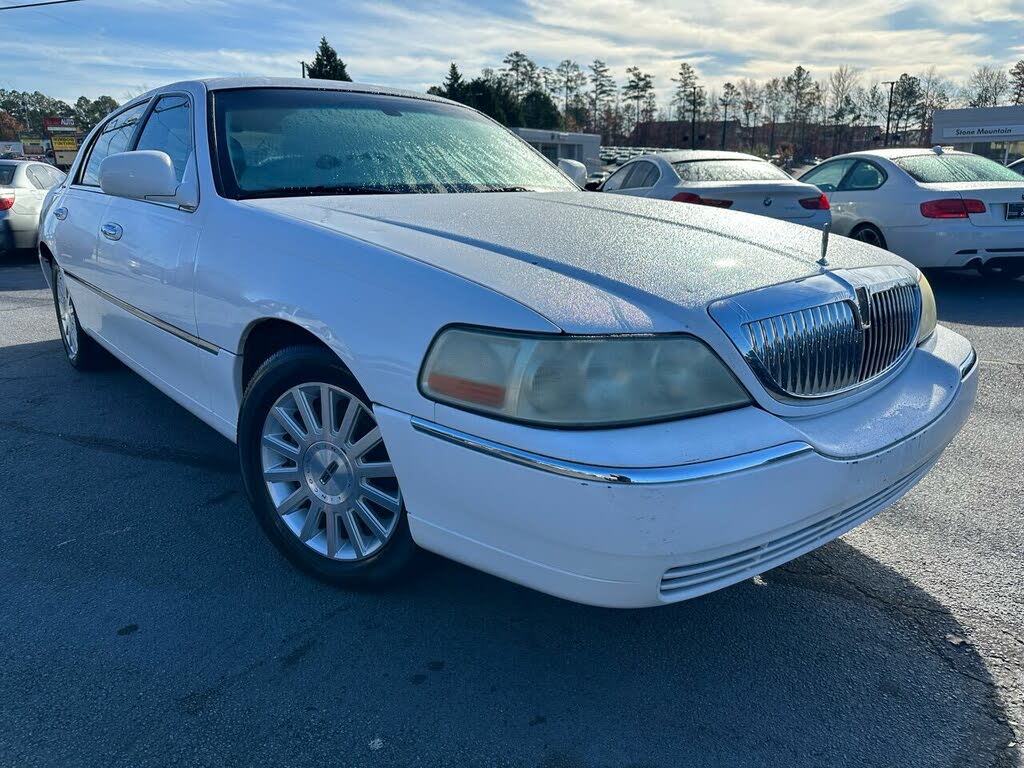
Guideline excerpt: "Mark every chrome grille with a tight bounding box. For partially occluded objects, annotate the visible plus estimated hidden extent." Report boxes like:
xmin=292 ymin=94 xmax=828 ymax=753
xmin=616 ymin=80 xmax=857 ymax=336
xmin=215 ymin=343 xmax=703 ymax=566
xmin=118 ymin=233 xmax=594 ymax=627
xmin=742 ymin=281 xmax=919 ymax=399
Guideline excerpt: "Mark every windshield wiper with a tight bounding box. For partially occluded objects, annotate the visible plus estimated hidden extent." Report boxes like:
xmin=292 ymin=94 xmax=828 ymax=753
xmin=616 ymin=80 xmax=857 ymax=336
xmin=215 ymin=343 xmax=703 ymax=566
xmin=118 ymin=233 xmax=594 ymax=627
xmin=244 ymin=185 xmax=402 ymax=199
xmin=475 ymin=186 xmax=540 ymax=193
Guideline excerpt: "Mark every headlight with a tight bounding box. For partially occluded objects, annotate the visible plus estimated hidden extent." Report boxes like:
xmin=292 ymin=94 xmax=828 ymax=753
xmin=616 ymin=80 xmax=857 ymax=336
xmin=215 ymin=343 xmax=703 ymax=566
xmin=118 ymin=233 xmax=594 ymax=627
xmin=917 ymin=270 xmax=937 ymax=343
xmin=419 ymin=327 xmax=750 ymax=427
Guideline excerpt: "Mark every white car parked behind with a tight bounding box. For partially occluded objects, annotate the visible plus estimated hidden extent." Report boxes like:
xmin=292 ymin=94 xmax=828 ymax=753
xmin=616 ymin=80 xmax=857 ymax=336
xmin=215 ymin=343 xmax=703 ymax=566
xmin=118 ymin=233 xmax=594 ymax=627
xmin=39 ymin=78 xmax=976 ymax=608
xmin=800 ymin=147 xmax=1024 ymax=278
xmin=0 ymin=160 xmax=66 ymax=255
xmin=601 ymin=150 xmax=831 ymax=229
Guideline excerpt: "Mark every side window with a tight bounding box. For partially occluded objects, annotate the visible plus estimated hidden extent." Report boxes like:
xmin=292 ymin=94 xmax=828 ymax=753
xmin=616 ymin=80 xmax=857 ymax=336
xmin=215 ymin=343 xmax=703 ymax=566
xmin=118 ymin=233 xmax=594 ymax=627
xmin=26 ymin=166 xmax=50 ymax=189
xmin=134 ymin=95 xmax=193 ymax=183
xmin=602 ymin=164 xmax=634 ymax=192
xmin=78 ymin=101 xmax=150 ymax=187
xmin=840 ymin=161 xmax=886 ymax=191
xmin=46 ymin=167 xmax=67 ymax=187
xmin=621 ymin=161 xmax=659 ymax=189
xmin=800 ymin=159 xmax=855 ymax=193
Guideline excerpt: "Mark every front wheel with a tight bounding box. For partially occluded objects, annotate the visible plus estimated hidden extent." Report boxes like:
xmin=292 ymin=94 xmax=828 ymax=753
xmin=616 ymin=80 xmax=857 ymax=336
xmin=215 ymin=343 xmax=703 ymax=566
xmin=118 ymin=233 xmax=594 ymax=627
xmin=237 ymin=346 xmax=418 ymax=587
xmin=850 ymin=224 xmax=887 ymax=250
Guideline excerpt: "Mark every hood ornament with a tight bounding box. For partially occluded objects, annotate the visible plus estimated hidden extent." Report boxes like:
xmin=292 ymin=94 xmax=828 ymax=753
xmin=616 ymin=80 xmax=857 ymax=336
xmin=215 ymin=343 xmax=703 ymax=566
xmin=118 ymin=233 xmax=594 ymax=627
xmin=818 ymin=222 xmax=830 ymax=266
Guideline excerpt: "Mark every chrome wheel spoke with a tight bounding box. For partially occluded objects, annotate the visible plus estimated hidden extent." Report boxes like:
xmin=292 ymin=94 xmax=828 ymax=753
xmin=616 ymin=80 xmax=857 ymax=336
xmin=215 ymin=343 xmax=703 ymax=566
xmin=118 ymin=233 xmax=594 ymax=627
xmin=356 ymin=461 xmax=395 ymax=479
xmin=359 ymin=483 xmax=401 ymax=514
xmin=276 ymin=485 xmax=309 ymax=516
xmin=263 ymin=465 xmax=300 ymax=483
xmin=299 ymin=503 xmax=325 ymax=542
xmin=273 ymin=405 xmax=306 ymax=443
xmin=354 ymin=499 xmax=391 ymax=540
xmin=293 ymin=386 xmax=321 ymax=436
xmin=262 ymin=433 xmax=299 ymax=460
xmin=341 ymin=506 xmax=367 ymax=558
xmin=348 ymin=426 xmax=382 ymax=460
xmin=260 ymin=382 xmax=402 ymax=563
xmin=336 ymin=396 xmax=360 ymax=444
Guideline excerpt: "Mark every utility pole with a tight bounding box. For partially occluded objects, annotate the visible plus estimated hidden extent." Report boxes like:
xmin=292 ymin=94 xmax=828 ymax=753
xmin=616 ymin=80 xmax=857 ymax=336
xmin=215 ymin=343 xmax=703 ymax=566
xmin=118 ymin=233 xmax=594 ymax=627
xmin=721 ymin=102 xmax=729 ymax=150
xmin=883 ymin=80 xmax=896 ymax=147
xmin=300 ymin=61 xmax=307 ymax=79
xmin=690 ymin=86 xmax=697 ymax=150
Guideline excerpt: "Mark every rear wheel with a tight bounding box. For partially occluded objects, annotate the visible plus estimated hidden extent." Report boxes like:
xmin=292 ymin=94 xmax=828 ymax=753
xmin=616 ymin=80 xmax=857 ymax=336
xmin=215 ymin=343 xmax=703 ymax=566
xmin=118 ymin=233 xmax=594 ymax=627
xmin=978 ymin=260 xmax=1024 ymax=280
xmin=850 ymin=223 xmax=887 ymax=250
xmin=52 ymin=264 xmax=109 ymax=370
xmin=238 ymin=346 xmax=418 ymax=587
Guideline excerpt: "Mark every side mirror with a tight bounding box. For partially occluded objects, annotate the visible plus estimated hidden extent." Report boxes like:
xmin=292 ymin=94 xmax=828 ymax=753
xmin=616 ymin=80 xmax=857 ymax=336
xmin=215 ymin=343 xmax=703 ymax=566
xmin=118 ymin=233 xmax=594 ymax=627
xmin=557 ymin=158 xmax=587 ymax=188
xmin=99 ymin=150 xmax=199 ymax=210
xmin=100 ymin=150 xmax=178 ymax=200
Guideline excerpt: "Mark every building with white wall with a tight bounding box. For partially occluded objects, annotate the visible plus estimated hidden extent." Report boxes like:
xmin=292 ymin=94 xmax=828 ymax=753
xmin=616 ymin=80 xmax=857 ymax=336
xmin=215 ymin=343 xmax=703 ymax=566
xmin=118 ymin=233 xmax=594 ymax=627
xmin=511 ymin=128 xmax=602 ymax=174
xmin=931 ymin=105 xmax=1024 ymax=163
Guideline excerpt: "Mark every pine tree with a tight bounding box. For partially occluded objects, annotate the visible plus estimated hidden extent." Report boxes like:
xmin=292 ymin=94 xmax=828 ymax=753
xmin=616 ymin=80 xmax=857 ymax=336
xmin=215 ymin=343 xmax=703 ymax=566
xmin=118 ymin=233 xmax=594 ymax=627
xmin=307 ymin=37 xmax=351 ymax=81
xmin=442 ymin=63 xmax=466 ymax=100
xmin=1010 ymin=60 xmax=1024 ymax=106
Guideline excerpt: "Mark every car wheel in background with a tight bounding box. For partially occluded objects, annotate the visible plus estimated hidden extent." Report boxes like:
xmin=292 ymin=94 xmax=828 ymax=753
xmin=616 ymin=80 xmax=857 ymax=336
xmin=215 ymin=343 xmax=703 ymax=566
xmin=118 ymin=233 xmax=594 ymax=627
xmin=238 ymin=345 xmax=418 ymax=587
xmin=850 ymin=224 xmax=888 ymax=251
xmin=978 ymin=260 xmax=1024 ymax=280
xmin=51 ymin=264 xmax=110 ymax=370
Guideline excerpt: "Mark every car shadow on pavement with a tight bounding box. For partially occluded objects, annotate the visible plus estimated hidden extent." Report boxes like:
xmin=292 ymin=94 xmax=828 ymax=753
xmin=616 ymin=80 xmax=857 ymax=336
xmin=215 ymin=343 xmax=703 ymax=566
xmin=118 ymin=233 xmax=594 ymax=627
xmin=927 ymin=269 xmax=1024 ymax=328
xmin=0 ymin=333 xmax=1018 ymax=768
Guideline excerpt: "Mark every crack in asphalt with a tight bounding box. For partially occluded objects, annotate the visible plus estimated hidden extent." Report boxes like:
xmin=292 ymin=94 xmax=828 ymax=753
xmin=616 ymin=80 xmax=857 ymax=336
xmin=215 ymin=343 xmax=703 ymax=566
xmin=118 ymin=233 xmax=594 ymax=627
xmin=0 ymin=419 xmax=236 ymax=475
xmin=780 ymin=554 xmax=1020 ymax=765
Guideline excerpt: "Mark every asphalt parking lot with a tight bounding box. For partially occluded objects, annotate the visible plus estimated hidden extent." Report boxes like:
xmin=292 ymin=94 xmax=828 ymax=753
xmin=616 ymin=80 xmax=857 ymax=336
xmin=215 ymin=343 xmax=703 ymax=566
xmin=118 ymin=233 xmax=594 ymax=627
xmin=1 ymin=251 xmax=1022 ymax=768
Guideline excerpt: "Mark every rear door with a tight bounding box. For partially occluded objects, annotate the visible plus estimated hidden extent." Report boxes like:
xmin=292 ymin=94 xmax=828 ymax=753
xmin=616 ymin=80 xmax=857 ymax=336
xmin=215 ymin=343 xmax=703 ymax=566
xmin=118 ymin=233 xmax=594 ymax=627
xmin=830 ymin=160 xmax=890 ymax=228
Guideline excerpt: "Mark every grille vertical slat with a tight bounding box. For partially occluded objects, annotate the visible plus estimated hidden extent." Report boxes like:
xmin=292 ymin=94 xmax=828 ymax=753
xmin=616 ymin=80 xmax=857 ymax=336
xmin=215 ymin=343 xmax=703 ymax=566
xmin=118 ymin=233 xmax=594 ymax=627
xmin=741 ymin=282 xmax=919 ymax=399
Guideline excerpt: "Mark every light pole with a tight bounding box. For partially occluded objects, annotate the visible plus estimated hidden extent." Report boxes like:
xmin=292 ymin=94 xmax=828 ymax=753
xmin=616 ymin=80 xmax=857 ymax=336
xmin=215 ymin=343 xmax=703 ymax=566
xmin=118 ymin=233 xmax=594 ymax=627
xmin=300 ymin=61 xmax=307 ymax=79
xmin=882 ymin=80 xmax=896 ymax=147
xmin=690 ymin=86 xmax=697 ymax=149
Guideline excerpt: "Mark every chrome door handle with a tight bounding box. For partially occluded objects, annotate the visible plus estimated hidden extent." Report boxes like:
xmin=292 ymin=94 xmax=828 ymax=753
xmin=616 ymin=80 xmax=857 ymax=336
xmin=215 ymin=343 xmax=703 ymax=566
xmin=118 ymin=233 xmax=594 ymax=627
xmin=100 ymin=222 xmax=123 ymax=241
xmin=53 ymin=206 xmax=68 ymax=220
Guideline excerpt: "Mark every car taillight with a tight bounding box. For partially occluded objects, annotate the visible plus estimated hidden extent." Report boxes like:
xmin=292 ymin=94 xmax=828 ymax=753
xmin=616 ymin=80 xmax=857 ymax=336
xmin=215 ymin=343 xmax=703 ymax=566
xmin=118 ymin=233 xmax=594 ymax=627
xmin=920 ymin=198 xmax=986 ymax=218
xmin=799 ymin=193 xmax=830 ymax=210
xmin=0 ymin=191 xmax=14 ymax=211
xmin=671 ymin=192 xmax=733 ymax=208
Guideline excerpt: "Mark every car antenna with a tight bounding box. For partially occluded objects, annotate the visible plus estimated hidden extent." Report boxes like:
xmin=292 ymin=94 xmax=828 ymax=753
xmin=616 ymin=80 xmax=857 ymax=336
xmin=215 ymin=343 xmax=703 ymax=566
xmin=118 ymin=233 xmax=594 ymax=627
xmin=818 ymin=222 xmax=830 ymax=266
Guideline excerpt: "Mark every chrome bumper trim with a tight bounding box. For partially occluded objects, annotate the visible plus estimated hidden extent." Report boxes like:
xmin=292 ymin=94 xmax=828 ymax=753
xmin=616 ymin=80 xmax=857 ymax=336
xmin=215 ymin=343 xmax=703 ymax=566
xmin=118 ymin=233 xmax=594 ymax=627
xmin=960 ymin=346 xmax=978 ymax=380
xmin=409 ymin=417 xmax=812 ymax=485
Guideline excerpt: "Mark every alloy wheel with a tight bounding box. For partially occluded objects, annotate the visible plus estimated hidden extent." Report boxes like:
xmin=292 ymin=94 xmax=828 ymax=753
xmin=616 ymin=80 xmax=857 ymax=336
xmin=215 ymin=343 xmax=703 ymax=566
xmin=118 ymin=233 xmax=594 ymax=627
xmin=55 ymin=269 xmax=79 ymax=358
xmin=853 ymin=227 xmax=884 ymax=249
xmin=259 ymin=383 xmax=401 ymax=561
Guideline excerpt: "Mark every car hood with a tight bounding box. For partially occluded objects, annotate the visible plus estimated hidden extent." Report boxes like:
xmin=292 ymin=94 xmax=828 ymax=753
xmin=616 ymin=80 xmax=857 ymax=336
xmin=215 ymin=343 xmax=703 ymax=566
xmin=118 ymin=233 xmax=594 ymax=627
xmin=243 ymin=191 xmax=910 ymax=333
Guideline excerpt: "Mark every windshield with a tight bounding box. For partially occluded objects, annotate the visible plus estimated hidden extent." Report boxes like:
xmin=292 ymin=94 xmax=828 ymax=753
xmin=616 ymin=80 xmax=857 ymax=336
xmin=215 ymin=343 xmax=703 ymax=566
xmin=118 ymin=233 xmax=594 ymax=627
xmin=211 ymin=88 xmax=575 ymax=198
xmin=895 ymin=154 xmax=1024 ymax=184
xmin=0 ymin=165 xmax=15 ymax=185
xmin=672 ymin=159 xmax=791 ymax=182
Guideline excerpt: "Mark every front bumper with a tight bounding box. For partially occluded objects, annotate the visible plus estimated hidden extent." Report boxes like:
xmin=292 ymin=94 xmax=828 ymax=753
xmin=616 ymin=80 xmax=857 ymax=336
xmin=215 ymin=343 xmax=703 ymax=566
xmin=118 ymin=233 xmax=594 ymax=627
xmin=376 ymin=326 xmax=978 ymax=608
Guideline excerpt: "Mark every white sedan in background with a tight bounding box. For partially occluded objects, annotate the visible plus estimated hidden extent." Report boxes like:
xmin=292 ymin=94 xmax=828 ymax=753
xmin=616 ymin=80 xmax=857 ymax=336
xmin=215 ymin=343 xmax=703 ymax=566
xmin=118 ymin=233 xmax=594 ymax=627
xmin=0 ymin=160 xmax=66 ymax=255
xmin=800 ymin=147 xmax=1024 ymax=278
xmin=39 ymin=78 xmax=976 ymax=608
xmin=601 ymin=150 xmax=831 ymax=229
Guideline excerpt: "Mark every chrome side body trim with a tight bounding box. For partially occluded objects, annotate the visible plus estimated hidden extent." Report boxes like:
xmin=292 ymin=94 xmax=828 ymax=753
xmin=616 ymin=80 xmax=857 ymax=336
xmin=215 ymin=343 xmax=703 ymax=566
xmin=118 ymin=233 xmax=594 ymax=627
xmin=409 ymin=417 xmax=812 ymax=485
xmin=960 ymin=346 xmax=978 ymax=379
xmin=63 ymin=269 xmax=220 ymax=355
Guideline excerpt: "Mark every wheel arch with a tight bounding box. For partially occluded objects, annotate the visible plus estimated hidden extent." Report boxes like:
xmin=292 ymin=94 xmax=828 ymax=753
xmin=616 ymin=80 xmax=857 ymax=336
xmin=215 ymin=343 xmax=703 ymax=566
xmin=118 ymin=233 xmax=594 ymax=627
xmin=38 ymin=241 xmax=55 ymax=290
xmin=238 ymin=318 xmax=346 ymax=395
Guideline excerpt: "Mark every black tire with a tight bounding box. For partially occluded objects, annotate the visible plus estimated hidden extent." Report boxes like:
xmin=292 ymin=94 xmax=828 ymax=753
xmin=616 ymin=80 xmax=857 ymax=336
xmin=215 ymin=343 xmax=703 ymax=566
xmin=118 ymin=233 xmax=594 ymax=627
xmin=238 ymin=345 xmax=418 ymax=587
xmin=978 ymin=260 xmax=1024 ymax=280
xmin=850 ymin=223 xmax=888 ymax=251
xmin=51 ymin=263 xmax=110 ymax=370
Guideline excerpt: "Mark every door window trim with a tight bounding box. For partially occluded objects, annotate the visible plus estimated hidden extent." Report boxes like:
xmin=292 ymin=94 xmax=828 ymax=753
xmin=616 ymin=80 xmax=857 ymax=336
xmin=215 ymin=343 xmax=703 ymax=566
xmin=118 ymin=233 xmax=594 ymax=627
xmin=837 ymin=160 xmax=887 ymax=192
xmin=69 ymin=90 xmax=199 ymax=212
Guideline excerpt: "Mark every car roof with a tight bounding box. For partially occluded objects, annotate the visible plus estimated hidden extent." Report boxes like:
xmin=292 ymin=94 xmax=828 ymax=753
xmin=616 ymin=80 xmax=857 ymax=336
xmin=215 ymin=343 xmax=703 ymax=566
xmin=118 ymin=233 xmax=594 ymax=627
xmin=827 ymin=147 xmax=976 ymax=162
xmin=645 ymin=150 xmax=767 ymax=163
xmin=145 ymin=77 xmax=452 ymax=106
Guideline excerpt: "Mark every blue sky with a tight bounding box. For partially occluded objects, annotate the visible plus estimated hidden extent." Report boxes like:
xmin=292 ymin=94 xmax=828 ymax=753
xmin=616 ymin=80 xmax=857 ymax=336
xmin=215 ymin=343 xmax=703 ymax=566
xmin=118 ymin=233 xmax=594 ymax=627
xmin=2 ymin=0 xmax=1021 ymax=104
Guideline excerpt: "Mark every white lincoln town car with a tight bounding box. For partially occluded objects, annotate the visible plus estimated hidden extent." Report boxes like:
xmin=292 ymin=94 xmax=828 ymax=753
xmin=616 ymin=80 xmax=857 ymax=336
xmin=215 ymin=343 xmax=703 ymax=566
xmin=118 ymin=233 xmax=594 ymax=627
xmin=39 ymin=78 xmax=977 ymax=608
